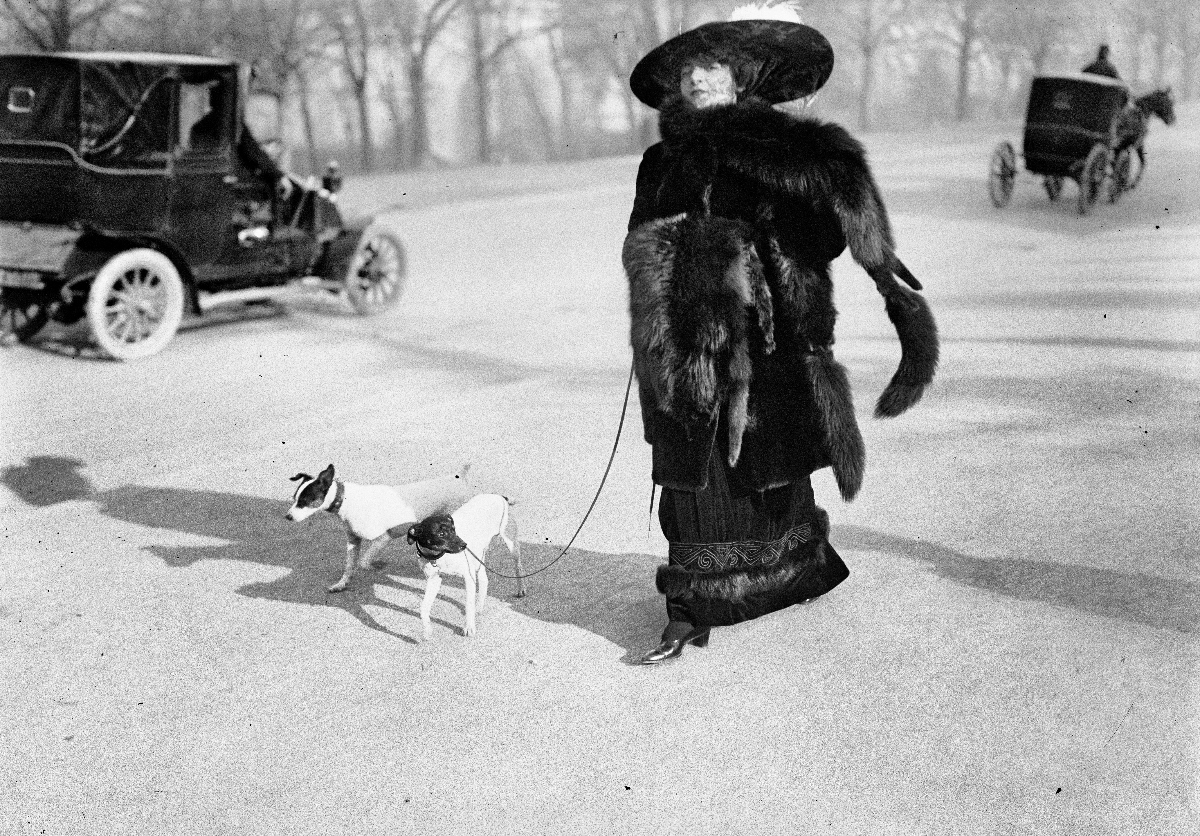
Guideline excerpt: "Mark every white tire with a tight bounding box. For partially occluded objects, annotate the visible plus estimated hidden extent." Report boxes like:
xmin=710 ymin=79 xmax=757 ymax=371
xmin=86 ymin=248 xmax=185 ymax=361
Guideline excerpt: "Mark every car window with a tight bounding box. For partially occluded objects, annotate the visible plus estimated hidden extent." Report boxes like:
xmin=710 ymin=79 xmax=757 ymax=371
xmin=181 ymin=80 xmax=228 ymax=153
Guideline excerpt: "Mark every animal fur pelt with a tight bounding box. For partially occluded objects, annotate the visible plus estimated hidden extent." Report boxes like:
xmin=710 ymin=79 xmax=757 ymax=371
xmin=657 ymin=96 xmax=939 ymax=417
xmin=803 ymin=349 xmax=864 ymax=501
xmin=624 ymin=212 xmax=774 ymax=467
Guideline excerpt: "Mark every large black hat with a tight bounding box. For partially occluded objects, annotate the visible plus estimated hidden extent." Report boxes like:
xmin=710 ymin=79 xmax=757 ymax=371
xmin=630 ymin=18 xmax=834 ymax=109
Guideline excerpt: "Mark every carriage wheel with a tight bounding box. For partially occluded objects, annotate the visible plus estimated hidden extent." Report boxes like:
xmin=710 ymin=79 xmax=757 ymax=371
xmin=1108 ymin=149 xmax=1133 ymax=203
xmin=1077 ymin=144 xmax=1108 ymax=216
xmin=988 ymin=141 xmax=1017 ymax=208
xmin=1043 ymin=176 xmax=1064 ymax=202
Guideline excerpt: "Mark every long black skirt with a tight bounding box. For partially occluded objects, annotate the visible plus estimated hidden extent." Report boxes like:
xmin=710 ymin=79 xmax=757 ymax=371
xmin=655 ymin=453 xmax=849 ymax=628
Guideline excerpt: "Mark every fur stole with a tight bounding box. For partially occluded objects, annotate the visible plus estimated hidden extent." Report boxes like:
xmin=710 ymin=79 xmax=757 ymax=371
xmin=658 ymin=97 xmax=939 ymax=418
xmin=623 ymin=213 xmax=774 ymax=467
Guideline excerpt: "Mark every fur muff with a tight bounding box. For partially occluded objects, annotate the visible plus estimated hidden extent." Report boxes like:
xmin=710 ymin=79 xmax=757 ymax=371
xmin=657 ymin=97 xmax=939 ymax=416
xmin=624 ymin=213 xmax=773 ymax=467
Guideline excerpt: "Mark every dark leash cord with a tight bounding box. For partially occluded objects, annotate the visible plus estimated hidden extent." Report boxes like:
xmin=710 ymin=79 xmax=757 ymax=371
xmin=454 ymin=362 xmax=636 ymax=583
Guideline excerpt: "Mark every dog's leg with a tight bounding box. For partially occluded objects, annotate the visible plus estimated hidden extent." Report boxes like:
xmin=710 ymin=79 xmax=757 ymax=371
xmin=329 ymin=536 xmax=361 ymax=593
xmin=419 ymin=564 xmax=442 ymax=640
xmin=463 ymin=561 xmax=477 ymax=638
xmin=358 ymin=534 xmax=391 ymax=570
xmin=502 ymin=514 xmax=527 ymax=598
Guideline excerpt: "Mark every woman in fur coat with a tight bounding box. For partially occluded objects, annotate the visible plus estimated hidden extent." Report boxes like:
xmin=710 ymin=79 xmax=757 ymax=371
xmin=624 ymin=5 xmax=939 ymax=664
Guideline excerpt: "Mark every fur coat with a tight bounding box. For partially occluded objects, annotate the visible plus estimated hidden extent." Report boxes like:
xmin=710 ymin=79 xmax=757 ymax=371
xmin=624 ymin=95 xmax=938 ymax=500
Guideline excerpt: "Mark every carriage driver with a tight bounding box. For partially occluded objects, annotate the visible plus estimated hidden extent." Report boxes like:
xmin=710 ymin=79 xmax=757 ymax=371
xmin=1082 ymin=45 xmax=1120 ymax=80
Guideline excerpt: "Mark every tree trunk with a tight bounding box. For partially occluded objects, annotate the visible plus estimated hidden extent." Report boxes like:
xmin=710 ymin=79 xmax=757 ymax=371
xmin=407 ymin=58 xmax=432 ymax=167
xmin=297 ymin=68 xmax=322 ymax=176
xmin=859 ymin=43 xmax=875 ymax=131
xmin=52 ymin=0 xmax=72 ymax=50
xmin=955 ymin=21 xmax=974 ymax=122
xmin=469 ymin=0 xmax=491 ymax=163
xmin=353 ymin=83 xmax=374 ymax=172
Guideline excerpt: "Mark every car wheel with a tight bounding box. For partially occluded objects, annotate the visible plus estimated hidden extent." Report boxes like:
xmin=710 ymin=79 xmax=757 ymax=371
xmin=343 ymin=227 xmax=406 ymax=315
xmin=86 ymin=248 xmax=185 ymax=361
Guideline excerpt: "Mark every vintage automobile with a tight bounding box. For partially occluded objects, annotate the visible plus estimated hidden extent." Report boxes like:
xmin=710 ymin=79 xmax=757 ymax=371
xmin=988 ymin=72 xmax=1132 ymax=215
xmin=0 ymin=51 xmax=405 ymax=360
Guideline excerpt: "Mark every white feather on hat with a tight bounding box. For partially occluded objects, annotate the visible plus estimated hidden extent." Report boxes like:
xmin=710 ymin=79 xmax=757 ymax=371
xmin=730 ymin=2 xmax=803 ymax=23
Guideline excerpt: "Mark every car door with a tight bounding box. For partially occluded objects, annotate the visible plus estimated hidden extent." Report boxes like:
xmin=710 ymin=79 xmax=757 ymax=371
xmin=170 ymin=77 xmax=288 ymax=286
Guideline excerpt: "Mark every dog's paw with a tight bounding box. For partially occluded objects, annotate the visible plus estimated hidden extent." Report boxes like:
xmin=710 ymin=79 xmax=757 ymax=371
xmin=327 ymin=581 xmax=348 ymax=593
xmin=422 ymin=623 xmax=433 ymax=640
xmin=463 ymin=623 xmax=476 ymax=638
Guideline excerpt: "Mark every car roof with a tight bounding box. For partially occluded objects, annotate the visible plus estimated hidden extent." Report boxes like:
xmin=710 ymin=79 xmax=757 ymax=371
xmin=1033 ymin=72 xmax=1129 ymax=90
xmin=45 ymin=51 xmax=237 ymax=69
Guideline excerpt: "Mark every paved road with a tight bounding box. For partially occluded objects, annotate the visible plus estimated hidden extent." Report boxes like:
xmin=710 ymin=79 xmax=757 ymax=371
xmin=1 ymin=110 xmax=1197 ymax=835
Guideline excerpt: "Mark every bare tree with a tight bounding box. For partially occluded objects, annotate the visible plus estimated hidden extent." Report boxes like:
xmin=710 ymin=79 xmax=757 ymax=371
xmin=463 ymin=0 xmax=529 ymax=163
xmin=0 ymin=0 xmax=124 ymax=50
xmin=115 ymin=0 xmax=230 ymax=54
xmin=942 ymin=0 xmax=990 ymax=122
xmin=837 ymin=0 xmax=911 ymax=130
xmin=379 ymin=0 xmax=465 ymax=168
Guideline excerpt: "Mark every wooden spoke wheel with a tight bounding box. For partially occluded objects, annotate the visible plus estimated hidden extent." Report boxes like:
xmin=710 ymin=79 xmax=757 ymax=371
xmin=988 ymin=141 xmax=1017 ymax=208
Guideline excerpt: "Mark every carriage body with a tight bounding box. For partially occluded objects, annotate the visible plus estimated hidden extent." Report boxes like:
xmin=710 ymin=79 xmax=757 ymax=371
xmin=1021 ymin=73 xmax=1129 ymax=178
xmin=988 ymin=73 xmax=1131 ymax=214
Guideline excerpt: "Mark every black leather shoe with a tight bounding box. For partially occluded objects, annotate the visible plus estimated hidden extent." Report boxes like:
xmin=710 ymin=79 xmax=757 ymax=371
xmin=639 ymin=628 xmax=710 ymax=665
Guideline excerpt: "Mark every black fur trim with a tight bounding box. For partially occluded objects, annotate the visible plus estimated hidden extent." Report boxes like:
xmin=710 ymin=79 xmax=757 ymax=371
xmin=655 ymin=509 xmax=830 ymax=602
xmin=804 ymin=351 xmax=864 ymax=501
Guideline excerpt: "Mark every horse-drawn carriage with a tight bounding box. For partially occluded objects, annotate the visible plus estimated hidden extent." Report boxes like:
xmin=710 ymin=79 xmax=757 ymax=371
xmin=988 ymin=73 xmax=1175 ymax=215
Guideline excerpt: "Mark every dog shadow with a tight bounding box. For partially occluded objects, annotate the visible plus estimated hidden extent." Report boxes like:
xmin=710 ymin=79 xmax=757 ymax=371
xmin=2 ymin=455 xmax=95 ymax=506
xmin=94 ymin=484 xmax=668 ymax=653
xmin=97 ymin=485 xmax=478 ymax=643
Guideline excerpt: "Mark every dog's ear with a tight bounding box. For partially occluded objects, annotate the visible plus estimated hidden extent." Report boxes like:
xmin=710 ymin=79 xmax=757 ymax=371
xmin=317 ymin=464 xmax=335 ymax=484
xmin=289 ymin=473 xmax=311 ymax=483
xmin=405 ymin=524 xmax=420 ymax=545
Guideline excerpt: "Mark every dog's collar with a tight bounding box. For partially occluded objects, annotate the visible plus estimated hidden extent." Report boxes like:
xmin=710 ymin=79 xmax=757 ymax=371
xmin=414 ymin=543 xmax=445 ymax=562
xmin=327 ymin=481 xmax=346 ymax=515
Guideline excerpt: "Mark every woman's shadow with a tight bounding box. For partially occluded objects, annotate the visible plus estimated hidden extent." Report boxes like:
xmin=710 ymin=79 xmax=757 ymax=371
xmin=96 ymin=484 xmax=666 ymax=652
xmin=834 ymin=526 xmax=1198 ymax=635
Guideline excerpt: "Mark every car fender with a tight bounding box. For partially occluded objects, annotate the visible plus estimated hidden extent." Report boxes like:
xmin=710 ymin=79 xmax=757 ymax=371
xmin=313 ymin=216 xmax=375 ymax=281
xmin=65 ymin=232 xmax=198 ymax=313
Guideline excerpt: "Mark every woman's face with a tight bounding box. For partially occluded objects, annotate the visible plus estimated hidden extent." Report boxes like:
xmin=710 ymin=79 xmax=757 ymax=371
xmin=680 ymin=62 xmax=737 ymax=108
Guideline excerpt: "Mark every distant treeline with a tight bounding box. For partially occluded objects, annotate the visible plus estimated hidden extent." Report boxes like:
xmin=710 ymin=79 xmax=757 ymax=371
xmin=2 ymin=0 xmax=1195 ymax=172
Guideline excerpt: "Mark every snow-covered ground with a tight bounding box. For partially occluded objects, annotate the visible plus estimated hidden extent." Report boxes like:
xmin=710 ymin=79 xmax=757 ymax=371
xmin=1 ymin=106 xmax=1196 ymax=835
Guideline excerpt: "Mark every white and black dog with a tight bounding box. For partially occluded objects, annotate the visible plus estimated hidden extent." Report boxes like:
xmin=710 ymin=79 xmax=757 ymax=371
xmin=405 ymin=496 xmax=525 ymax=638
xmin=286 ymin=464 xmax=524 ymax=637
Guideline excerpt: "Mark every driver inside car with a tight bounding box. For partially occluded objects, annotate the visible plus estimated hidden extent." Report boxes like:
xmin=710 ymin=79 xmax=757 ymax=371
xmin=188 ymin=81 xmax=292 ymax=202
